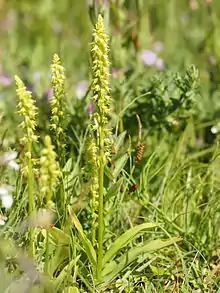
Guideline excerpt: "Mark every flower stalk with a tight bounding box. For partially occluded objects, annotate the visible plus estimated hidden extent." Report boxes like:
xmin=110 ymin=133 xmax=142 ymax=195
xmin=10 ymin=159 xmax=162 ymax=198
xmin=90 ymin=14 xmax=112 ymax=283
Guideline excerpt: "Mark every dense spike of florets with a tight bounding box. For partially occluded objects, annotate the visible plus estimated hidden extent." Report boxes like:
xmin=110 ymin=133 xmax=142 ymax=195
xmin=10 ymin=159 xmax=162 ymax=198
xmin=39 ymin=135 xmax=59 ymax=205
xmin=91 ymin=14 xmax=111 ymax=125
xmin=50 ymin=53 xmax=67 ymax=161
xmin=15 ymin=75 xmax=38 ymax=144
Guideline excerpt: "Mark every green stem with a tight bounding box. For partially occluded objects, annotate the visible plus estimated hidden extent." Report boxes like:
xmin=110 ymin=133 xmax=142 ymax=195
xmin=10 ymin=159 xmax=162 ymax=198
xmin=27 ymin=140 xmax=34 ymax=257
xmin=44 ymin=190 xmax=52 ymax=275
xmin=96 ymin=125 xmax=104 ymax=282
xmin=45 ymin=228 xmax=49 ymax=274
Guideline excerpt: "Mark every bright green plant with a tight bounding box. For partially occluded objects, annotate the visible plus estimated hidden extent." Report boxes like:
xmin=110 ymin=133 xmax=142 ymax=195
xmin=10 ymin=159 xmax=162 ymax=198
xmin=50 ymin=53 xmax=67 ymax=165
xmin=67 ymin=14 xmax=182 ymax=290
xmin=15 ymin=75 xmax=38 ymax=257
xmin=39 ymin=135 xmax=59 ymax=274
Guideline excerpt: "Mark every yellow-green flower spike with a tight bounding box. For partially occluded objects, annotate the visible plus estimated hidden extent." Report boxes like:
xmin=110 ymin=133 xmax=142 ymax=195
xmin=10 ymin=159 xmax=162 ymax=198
xmin=91 ymin=14 xmax=111 ymax=126
xmin=15 ymin=75 xmax=38 ymax=144
xmin=50 ymin=53 xmax=67 ymax=161
xmin=39 ymin=135 xmax=60 ymax=206
xmin=15 ymin=74 xmax=38 ymax=256
xmin=85 ymin=133 xmax=99 ymax=246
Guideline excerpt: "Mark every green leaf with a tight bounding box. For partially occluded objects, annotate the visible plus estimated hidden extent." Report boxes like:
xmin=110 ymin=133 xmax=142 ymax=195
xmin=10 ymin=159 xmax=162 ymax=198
xmin=48 ymin=246 xmax=69 ymax=276
xmin=63 ymin=287 xmax=80 ymax=293
xmin=103 ymin=223 xmax=158 ymax=266
xmin=104 ymin=164 xmax=114 ymax=180
xmin=102 ymin=237 xmax=182 ymax=283
xmin=41 ymin=227 xmax=70 ymax=246
xmin=114 ymin=131 xmax=127 ymax=152
xmin=69 ymin=207 xmax=97 ymax=267
xmin=54 ymin=257 xmax=80 ymax=288
xmin=41 ymin=228 xmax=70 ymax=275
xmin=105 ymin=177 xmax=123 ymax=201
xmin=112 ymin=153 xmax=129 ymax=178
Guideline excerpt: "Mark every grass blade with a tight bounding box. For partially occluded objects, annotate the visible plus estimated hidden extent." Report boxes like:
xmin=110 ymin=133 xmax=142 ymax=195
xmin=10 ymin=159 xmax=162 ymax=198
xmin=69 ymin=207 xmax=97 ymax=267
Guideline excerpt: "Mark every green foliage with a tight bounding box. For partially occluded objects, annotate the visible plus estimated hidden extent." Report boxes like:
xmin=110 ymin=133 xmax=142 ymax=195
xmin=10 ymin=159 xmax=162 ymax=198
xmin=0 ymin=1 xmax=220 ymax=293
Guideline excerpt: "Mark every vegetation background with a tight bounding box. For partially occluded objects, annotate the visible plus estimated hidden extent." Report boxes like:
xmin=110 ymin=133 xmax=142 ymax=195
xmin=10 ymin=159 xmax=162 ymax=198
xmin=0 ymin=0 xmax=219 ymax=292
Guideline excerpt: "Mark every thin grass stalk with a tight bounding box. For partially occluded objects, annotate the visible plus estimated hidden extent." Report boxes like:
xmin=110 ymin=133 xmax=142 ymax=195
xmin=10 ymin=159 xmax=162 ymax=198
xmin=27 ymin=140 xmax=34 ymax=256
xmin=97 ymin=125 xmax=104 ymax=281
xmin=44 ymin=190 xmax=52 ymax=274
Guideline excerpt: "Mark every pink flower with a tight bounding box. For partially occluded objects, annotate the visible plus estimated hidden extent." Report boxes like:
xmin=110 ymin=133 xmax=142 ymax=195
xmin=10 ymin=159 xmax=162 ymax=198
xmin=44 ymin=88 xmax=54 ymax=100
xmin=141 ymin=50 xmax=157 ymax=66
xmin=0 ymin=75 xmax=12 ymax=87
xmin=87 ymin=102 xmax=94 ymax=120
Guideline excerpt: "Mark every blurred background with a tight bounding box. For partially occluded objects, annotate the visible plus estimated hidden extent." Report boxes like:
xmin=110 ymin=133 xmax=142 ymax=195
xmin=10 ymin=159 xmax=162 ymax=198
xmin=0 ymin=0 xmax=220 ymax=148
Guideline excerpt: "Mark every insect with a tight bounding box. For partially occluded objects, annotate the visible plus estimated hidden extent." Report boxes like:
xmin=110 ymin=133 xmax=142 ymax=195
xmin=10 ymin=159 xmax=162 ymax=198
xmin=129 ymin=183 xmax=138 ymax=193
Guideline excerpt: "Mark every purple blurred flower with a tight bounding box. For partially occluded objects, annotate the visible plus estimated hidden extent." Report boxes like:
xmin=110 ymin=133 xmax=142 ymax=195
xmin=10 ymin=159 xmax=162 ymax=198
xmin=87 ymin=102 xmax=94 ymax=120
xmin=33 ymin=72 xmax=41 ymax=81
xmin=76 ymin=80 xmax=88 ymax=99
xmin=141 ymin=50 xmax=157 ymax=66
xmin=155 ymin=58 xmax=165 ymax=70
xmin=44 ymin=88 xmax=54 ymax=100
xmin=0 ymin=75 xmax=13 ymax=87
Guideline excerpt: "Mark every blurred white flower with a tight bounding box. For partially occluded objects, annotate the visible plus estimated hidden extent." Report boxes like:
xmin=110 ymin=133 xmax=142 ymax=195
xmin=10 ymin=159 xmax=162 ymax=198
xmin=0 ymin=185 xmax=14 ymax=208
xmin=0 ymin=218 xmax=5 ymax=225
xmin=211 ymin=126 xmax=218 ymax=134
xmin=0 ymin=151 xmax=19 ymax=170
xmin=33 ymin=72 xmax=41 ymax=81
xmin=75 ymin=80 xmax=88 ymax=99
xmin=8 ymin=160 xmax=19 ymax=170
xmin=0 ymin=151 xmax=17 ymax=164
xmin=155 ymin=58 xmax=165 ymax=70
xmin=153 ymin=41 xmax=164 ymax=52
xmin=1 ymin=194 xmax=13 ymax=208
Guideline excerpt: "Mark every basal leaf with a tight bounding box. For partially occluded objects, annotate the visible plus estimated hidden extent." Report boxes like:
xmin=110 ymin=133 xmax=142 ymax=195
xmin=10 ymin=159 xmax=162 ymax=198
xmin=114 ymin=131 xmax=127 ymax=152
xmin=102 ymin=237 xmax=182 ymax=283
xmin=69 ymin=207 xmax=97 ymax=267
xmin=54 ymin=257 xmax=79 ymax=288
xmin=105 ymin=177 xmax=123 ymax=201
xmin=47 ymin=227 xmax=70 ymax=246
xmin=103 ymin=223 xmax=158 ymax=266
xmin=112 ymin=153 xmax=129 ymax=178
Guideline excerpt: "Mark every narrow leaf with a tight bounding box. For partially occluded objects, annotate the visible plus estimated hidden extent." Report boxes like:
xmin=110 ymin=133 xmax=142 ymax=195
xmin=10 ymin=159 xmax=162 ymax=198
xmin=114 ymin=131 xmax=127 ymax=152
xmin=113 ymin=153 xmax=129 ymax=178
xmin=105 ymin=177 xmax=123 ymax=201
xmin=69 ymin=207 xmax=97 ymax=267
xmin=103 ymin=237 xmax=182 ymax=283
xmin=103 ymin=223 xmax=158 ymax=266
xmin=46 ymin=227 xmax=70 ymax=246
